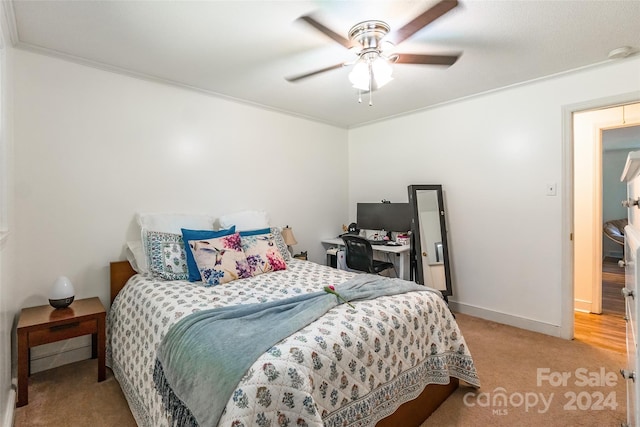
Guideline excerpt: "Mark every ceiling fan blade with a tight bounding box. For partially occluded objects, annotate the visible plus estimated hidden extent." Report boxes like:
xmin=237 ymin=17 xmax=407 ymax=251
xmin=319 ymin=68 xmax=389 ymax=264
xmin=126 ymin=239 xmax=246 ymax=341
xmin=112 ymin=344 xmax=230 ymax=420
xmin=285 ymin=63 xmax=347 ymax=82
xmin=390 ymin=0 xmax=459 ymax=45
xmin=395 ymin=53 xmax=460 ymax=66
xmin=298 ymin=15 xmax=357 ymax=49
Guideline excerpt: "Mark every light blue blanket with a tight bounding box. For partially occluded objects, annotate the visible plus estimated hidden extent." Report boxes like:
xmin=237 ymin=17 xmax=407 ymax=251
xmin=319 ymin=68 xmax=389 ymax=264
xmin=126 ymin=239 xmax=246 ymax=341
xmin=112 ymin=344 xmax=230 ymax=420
xmin=153 ymin=274 xmax=440 ymax=427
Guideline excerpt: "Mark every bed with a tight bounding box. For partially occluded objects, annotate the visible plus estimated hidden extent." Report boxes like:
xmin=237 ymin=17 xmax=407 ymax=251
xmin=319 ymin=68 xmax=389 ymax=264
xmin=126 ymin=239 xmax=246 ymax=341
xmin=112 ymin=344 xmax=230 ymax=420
xmin=106 ymin=213 xmax=479 ymax=427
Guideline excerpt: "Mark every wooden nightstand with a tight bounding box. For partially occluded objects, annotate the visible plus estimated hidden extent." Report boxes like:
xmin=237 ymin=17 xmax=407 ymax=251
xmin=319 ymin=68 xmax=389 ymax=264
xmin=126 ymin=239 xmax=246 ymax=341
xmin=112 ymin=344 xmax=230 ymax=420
xmin=16 ymin=297 xmax=106 ymax=407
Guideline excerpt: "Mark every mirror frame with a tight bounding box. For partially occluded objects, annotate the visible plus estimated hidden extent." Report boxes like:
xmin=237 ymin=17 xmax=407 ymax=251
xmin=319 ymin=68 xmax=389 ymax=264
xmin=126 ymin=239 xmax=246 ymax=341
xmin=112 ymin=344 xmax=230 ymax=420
xmin=408 ymin=185 xmax=452 ymax=297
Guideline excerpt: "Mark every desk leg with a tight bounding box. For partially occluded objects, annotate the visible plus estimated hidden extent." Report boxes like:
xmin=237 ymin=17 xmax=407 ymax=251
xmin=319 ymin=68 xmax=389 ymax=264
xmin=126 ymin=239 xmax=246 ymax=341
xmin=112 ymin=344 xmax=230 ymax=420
xmin=398 ymin=252 xmax=408 ymax=281
xmin=97 ymin=316 xmax=106 ymax=382
xmin=17 ymin=329 xmax=28 ymax=407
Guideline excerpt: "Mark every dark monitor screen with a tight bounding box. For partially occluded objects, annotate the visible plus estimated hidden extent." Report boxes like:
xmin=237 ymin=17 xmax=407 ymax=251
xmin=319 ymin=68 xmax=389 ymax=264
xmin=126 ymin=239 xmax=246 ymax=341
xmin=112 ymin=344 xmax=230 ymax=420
xmin=356 ymin=203 xmax=412 ymax=232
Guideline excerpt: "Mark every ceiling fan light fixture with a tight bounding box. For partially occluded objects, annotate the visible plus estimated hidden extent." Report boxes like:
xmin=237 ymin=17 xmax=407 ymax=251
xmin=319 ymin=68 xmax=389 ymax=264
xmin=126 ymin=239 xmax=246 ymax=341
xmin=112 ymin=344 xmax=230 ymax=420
xmin=348 ymin=53 xmax=393 ymax=91
xmin=289 ymin=1 xmax=462 ymax=105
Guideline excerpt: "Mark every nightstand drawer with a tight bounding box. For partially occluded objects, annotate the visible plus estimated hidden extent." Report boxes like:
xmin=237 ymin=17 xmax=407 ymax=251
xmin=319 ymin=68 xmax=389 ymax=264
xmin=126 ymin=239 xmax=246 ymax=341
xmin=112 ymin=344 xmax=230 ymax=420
xmin=28 ymin=319 xmax=97 ymax=347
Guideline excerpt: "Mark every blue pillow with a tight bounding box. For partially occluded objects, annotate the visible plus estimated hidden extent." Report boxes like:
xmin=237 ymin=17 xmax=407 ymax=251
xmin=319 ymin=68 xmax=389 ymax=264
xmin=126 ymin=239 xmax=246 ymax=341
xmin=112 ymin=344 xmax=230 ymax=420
xmin=182 ymin=227 xmax=235 ymax=281
xmin=239 ymin=227 xmax=271 ymax=237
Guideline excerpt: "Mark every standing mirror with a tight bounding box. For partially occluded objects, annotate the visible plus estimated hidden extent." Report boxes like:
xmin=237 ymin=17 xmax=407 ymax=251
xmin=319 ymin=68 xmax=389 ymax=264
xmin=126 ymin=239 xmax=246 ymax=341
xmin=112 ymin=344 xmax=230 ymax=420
xmin=408 ymin=185 xmax=452 ymax=297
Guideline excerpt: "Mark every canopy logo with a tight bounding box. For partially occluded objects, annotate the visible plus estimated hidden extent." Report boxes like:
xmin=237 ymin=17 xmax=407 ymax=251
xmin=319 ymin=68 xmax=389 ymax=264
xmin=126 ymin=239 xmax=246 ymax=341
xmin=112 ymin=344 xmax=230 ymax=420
xmin=463 ymin=367 xmax=619 ymax=416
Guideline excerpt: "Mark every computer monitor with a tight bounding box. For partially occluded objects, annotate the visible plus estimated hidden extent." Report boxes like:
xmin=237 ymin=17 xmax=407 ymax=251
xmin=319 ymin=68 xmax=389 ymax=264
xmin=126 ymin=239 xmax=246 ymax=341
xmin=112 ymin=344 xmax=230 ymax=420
xmin=356 ymin=203 xmax=412 ymax=232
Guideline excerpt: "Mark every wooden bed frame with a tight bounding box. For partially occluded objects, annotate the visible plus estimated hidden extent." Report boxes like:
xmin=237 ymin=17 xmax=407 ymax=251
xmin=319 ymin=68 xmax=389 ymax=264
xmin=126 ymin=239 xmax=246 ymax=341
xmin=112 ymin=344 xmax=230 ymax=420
xmin=109 ymin=260 xmax=458 ymax=426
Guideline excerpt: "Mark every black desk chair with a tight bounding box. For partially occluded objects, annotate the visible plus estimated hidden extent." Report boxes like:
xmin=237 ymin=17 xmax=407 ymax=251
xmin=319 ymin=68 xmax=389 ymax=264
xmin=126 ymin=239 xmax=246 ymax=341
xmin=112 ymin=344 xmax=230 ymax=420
xmin=341 ymin=235 xmax=395 ymax=276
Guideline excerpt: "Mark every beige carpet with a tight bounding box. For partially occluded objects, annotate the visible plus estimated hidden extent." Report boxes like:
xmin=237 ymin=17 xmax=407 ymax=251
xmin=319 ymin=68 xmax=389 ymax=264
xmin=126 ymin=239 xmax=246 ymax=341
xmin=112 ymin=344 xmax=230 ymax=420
xmin=424 ymin=314 xmax=626 ymax=426
xmin=14 ymin=313 xmax=627 ymax=426
xmin=13 ymin=359 xmax=136 ymax=427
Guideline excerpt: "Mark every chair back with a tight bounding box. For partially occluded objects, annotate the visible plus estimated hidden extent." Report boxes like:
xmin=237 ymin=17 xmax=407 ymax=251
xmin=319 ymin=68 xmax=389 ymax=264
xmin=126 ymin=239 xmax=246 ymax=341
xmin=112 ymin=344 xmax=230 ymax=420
xmin=341 ymin=235 xmax=374 ymax=273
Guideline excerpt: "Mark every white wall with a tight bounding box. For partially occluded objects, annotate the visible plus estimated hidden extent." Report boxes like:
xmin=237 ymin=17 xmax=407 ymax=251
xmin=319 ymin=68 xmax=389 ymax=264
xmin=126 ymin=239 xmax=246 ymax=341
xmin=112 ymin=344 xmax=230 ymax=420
xmin=10 ymin=49 xmax=349 ymax=371
xmin=348 ymin=58 xmax=640 ymax=336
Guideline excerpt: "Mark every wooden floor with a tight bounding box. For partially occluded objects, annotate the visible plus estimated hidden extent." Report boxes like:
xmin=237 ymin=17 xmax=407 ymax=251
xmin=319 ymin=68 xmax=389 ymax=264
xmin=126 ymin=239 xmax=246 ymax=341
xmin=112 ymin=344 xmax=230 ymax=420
xmin=574 ymin=256 xmax=626 ymax=353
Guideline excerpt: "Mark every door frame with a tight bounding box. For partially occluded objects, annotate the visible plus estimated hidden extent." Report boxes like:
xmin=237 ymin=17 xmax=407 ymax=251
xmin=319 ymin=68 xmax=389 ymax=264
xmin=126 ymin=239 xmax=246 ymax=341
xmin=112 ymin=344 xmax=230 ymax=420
xmin=561 ymin=91 xmax=640 ymax=339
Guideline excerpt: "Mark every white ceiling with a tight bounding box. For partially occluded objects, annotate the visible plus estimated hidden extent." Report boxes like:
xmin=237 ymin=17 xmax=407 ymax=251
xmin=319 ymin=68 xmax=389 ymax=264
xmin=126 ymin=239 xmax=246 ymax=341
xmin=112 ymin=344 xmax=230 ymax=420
xmin=6 ymin=0 xmax=640 ymax=128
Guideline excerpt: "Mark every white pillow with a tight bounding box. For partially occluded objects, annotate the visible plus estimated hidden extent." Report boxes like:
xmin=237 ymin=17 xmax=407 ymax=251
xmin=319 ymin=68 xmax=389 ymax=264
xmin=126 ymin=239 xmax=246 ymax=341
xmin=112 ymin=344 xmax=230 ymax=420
xmin=219 ymin=210 xmax=270 ymax=231
xmin=135 ymin=213 xmax=216 ymax=275
xmin=137 ymin=212 xmax=215 ymax=234
xmin=125 ymin=240 xmax=146 ymax=273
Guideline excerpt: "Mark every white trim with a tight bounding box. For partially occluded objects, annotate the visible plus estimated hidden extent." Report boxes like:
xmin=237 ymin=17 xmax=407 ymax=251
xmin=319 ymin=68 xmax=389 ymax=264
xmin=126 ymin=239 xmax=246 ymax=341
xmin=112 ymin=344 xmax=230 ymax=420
xmin=594 ymin=125 xmax=603 ymax=314
xmin=8 ymin=22 xmax=638 ymax=130
xmin=3 ymin=387 xmax=15 ymax=427
xmin=561 ymin=101 xmax=575 ymax=340
xmin=448 ymin=300 xmax=563 ymax=338
xmin=561 ymin=91 xmax=640 ymax=340
xmin=30 ymin=337 xmax=92 ymax=374
xmin=574 ymin=299 xmax=593 ymax=313
xmin=12 ymin=41 xmax=344 ymax=129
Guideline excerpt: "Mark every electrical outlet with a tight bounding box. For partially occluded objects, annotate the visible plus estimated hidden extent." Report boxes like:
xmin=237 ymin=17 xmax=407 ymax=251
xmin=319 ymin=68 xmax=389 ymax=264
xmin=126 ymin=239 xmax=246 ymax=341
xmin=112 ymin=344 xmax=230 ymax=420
xmin=546 ymin=183 xmax=557 ymax=196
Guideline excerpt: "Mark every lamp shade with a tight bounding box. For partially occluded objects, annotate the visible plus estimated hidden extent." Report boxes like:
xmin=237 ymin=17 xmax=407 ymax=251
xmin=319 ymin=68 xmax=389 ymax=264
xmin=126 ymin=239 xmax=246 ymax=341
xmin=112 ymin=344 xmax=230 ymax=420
xmin=348 ymin=54 xmax=393 ymax=91
xmin=281 ymin=227 xmax=298 ymax=246
xmin=371 ymin=56 xmax=393 ymax=87
xmin=349 ymin=60 xmax=371 ymax=90
xmin=49 ymin=276 xmax=75 ymax=309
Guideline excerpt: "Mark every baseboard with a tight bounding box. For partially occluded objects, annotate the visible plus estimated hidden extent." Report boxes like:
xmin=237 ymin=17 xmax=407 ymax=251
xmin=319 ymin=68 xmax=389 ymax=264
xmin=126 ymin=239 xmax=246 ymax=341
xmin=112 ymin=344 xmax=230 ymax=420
xmin=448 ymin=300 xmax=564 ymax=338
xmin=4 ymin=386 xmax=15 ymax=427
xmin=30 ymin=336 xmax=92 ymax=374
xmin=573 ymin=298 xmax=592 ymax=313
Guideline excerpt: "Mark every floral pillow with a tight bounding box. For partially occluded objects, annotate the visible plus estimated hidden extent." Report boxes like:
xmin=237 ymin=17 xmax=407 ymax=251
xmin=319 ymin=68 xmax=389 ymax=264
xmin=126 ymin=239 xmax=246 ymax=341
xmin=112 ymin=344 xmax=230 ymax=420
xmin=181 ymin=226 xmax=235 ymax=282
xmin=241 ymin=231 xmax=287 ymax=276
xmin=270 ymin=227 xmax=291 ymax=262
xmin=144 ymin=230 xmax=188 ymax=281
xmin=189 ymin=232 xmax=252 ymax=286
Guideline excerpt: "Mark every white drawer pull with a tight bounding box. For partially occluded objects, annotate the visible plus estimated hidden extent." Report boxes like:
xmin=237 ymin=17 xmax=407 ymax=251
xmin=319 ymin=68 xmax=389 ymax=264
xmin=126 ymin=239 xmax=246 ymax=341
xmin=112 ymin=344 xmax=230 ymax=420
xmin=622 ymin=198 xmax=640 ymax=208
xmin=621 ymin=288 xmax=635 ymax=299
xmin=619 ymin=260 xmax=627 ymax=268
xmin=620 ymin=369 xmax=636 ymax=382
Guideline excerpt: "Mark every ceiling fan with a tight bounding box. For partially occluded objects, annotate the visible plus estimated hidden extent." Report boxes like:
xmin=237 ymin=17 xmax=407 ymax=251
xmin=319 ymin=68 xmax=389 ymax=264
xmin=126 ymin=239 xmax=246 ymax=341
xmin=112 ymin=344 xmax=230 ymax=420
xmin=286 ymin=0 xmax=461 ymax=104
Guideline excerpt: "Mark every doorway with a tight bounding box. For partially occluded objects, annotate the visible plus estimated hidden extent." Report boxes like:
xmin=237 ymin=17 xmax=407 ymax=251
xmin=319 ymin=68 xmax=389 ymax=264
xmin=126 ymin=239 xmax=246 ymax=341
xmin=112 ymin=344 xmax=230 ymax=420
xmin=572 ymin=101 xmax=640 ymax=349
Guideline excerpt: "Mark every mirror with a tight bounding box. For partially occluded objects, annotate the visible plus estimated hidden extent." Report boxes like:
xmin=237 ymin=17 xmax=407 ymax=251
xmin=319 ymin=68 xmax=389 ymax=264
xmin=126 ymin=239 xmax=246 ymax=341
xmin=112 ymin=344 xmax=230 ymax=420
xmin=408 ymin=185 xmax=452 ymax=297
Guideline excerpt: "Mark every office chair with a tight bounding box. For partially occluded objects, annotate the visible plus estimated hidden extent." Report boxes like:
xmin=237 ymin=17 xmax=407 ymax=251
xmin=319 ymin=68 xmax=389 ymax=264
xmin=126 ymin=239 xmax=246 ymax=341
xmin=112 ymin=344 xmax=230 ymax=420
xmin=341 ymin=235 xmax=395 ymax=276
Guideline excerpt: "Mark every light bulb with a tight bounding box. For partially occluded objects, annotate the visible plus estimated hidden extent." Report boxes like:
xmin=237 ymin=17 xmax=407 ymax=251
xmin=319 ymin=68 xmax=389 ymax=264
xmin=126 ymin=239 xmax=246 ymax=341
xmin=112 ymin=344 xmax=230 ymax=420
xmin=372 ymin=56 xmax=393 ymax=88
xmin=349 ymin=60 xmax=371 ymax=91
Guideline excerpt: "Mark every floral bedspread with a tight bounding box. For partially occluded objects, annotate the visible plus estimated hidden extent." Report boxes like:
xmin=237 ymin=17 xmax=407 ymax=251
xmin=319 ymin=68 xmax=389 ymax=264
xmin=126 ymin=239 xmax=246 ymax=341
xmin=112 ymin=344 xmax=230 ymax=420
xmin=107 ymin=260 xmax=479 ymax=427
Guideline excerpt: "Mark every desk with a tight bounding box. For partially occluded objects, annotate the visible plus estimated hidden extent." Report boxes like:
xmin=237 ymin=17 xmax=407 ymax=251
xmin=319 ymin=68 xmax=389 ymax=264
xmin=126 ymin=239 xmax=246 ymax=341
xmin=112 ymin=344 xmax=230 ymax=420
xmin=321 ymin=237 xmax=411 ymax=281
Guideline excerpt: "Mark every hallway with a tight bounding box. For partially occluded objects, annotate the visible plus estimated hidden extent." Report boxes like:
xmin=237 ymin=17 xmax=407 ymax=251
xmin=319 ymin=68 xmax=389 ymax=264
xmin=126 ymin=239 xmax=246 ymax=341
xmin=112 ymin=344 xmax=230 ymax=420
xmin=574 ymin=257 xmax=626 ymax=354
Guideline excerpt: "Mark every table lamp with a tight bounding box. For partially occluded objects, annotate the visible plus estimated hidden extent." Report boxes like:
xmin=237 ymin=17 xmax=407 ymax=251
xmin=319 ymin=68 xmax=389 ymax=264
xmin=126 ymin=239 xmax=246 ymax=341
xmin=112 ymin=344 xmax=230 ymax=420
xmin=281 ymin=226 xmax=298 ymax=255
xmin=49 ymin=276 xmax=75 ymax=309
